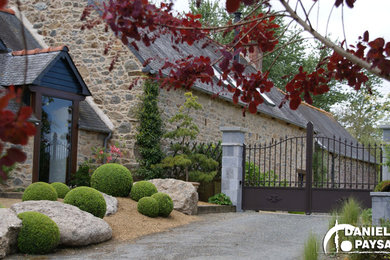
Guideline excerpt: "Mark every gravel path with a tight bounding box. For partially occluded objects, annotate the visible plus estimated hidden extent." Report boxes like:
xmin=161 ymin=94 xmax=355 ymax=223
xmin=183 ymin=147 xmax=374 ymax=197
xmin=7 ymin=211 xmax=331 ymax=260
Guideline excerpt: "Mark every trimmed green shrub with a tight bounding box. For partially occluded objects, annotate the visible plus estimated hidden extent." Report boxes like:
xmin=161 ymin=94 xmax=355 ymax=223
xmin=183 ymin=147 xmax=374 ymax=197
xmin=151 ymin=192 xmax=174 ymax=217
xmin=374 ymin=180 xmax=390 ymax=192
xmin=137 ymin=197 xmax=159 ymax=218
xmin=22 ymin=182 xmax=58 ymax=202
xmin=130 ymin=181 xmax=158 ymax=201
xmin=208 ymin=193 xmax=232 ymax=205
xmin=17 ymin=211 xmax=60 ymax=254
xmin=64 ymin=187 xmax=106 ymax=218
xmin=91 ymin=163 xmax=133 ymax=197
xmin=50 ymin=182 xmax=70 ymax=199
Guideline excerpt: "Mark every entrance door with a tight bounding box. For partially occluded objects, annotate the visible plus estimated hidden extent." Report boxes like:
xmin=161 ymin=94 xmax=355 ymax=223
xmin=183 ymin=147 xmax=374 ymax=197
xmin=38 ymin=96 xmax=72 ymax=183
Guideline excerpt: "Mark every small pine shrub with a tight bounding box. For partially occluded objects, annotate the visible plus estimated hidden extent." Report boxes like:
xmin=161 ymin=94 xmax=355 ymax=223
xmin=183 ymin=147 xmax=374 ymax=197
xmin=91 ymin=163 xmax=133 ymax=197
xmin=17 ymin=211 xmax=60 ymax=254
xmin=137 ymin=197 xmax=159 ymax=218
xmin=374 ymin=180 xmax=390 ymax=192
xmin=208 ymin=193 xmax=232 ymax=205
xmin=303 ymin=232 xmax=318 ymax=260
xmin=64 ymin=187 xmax=106 ymax=218
xmin=70 ymin=162 xmax=91 ymax=187
xmin=22 ymin=182 xmax=58 ymax=202
xmin=151 ymin=192 xmax=174 ymax=217
xmin=130 ymin=181 xmax=157 ymax=201
xmin=50 ymin=182 xmax=70 ymax=199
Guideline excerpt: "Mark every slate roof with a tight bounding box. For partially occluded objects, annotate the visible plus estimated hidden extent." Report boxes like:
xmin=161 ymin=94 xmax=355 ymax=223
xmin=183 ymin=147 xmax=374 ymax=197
xmin=0 ymin=10 xmax=41 ymax=51
xmin=79 ymin=101 xmax=111 ymax=133
xmin=127 ymin=32 xmax=373 ymax=161
xmin=0 ymin=51 xmax=59 ymax=86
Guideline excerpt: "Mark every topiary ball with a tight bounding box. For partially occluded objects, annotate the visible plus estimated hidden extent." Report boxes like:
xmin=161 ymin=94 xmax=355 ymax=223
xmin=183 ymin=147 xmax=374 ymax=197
xmin=63 ymin=186 xmax=106 ymax=218
xmin=22 ymin=182 xmax=58 ymax=202
xmin=151 ymin=192 xmax=174 ymax=217
xmin=91 ymin=163 xmax=133 ymax=197
xmin=50 ymin=182 xmax=70 ymax=199
xmin=130 ymin=181 xmax=158 ymax=202
xmin=137 ymin=197 xmax=159 ymax=218
xmin=17 ymin=211 xmax=60 ymax=254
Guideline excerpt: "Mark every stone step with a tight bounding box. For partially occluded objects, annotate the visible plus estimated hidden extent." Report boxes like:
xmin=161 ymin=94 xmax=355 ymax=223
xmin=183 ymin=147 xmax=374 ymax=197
xmin=197 ymin=205 xmax=236 ymax=214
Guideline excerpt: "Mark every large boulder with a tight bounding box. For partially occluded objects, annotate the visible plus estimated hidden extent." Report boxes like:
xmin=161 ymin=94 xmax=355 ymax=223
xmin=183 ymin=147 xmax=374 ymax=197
xmin=148 ymin=179 xmax=198 ymax=215
xmin=10 ymin=201 xmax=112 ymax=246
xmin=100 ymin=192 xmax=118 ymax=216
xmin=0 ymin=209 xmax=22 ymax=258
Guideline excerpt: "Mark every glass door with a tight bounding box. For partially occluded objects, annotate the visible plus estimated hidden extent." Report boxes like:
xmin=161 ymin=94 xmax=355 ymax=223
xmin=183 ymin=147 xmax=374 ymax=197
xmin=39 ymin=96 xmax=72 ymax=183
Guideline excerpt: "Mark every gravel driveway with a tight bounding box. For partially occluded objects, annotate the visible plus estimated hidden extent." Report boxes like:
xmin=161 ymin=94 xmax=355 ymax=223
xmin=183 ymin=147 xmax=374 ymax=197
xmin=7 ymin=211 xmax=330 ymax=260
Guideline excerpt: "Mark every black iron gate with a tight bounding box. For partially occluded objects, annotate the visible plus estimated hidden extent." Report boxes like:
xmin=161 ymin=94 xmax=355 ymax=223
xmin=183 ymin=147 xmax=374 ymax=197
xmin=242 ymin=122 xmax=383 ymax=214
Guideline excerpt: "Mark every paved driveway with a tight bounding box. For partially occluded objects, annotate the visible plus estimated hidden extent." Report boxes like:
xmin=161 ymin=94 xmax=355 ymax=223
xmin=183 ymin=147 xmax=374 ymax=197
xmin=8 ymin=211 xmax=330 ymax=260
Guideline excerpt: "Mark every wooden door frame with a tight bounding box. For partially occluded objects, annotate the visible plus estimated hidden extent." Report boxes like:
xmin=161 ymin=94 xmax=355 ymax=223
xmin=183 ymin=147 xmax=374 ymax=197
xmin=31 ymin=85 xmax=84 ymax=183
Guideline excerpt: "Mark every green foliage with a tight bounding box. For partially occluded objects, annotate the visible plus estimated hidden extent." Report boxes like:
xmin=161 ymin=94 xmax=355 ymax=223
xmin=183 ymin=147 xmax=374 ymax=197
xmin=91 ymin=163 xmax=133 ymax=197
xmin=151 ymin=192 xmax=174 ymax=217
xmin=17 ymin=211 xmax=60 ymax=254
xmin=64 ymin=186 xmax=106 ymax=218
xmin=137 ymin=196 xmax=159 ymax=218
xmin=339 ymin=198 xmax=361 ymax=225
xmin=334 ymin=84 xmax=389 ymax=144
xmin=0 ymin=163 xmax=16 ymax=185
xmin=157 ymin=92 xmax=218 ymax=182
xmin=245 ymin=162 xmax=287 ymax=187
xmin=374 ymin=180 xmax=390 ymax=192
xmin=49 ymin=182 xmax=70 ymax=199
xmin=312 ymin=148 xmax=328 ymax=188
xmin=303 ymin=232 xmax=319 ymax=260
xmin=70 ymin=162 xmax=92 ymax=187
xmin=130 ymin=181 xmax=158 ymax=202
xmin=0 ymin=204 xmax=4 ymax=208
xmin=22 ymin=182 xmax=58 ymax=202
xmin=136 ymin=79 xmax=164 ymax=180
xmin=208 ymin=193 xmax=232 ymax=205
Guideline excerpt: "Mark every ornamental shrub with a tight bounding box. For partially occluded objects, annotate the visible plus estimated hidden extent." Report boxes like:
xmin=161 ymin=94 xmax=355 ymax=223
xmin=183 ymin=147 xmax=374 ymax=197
xmin=151 ymin=192 xmax=174 ymax=217
xmin=22 ymin=182 xmax=58 ymax=202
xmin=91 ymin=163 xmax=133 ymax=197
xmin=50 ymin=182 xmax=70 ymax=199
xmin=137 ymin=197 xmax=159 ymax=218
xmin=374 ymin=180 xmax=390 ymax=192
xmin=17 ymin=211 xmax=60 ymax=254
xmin=64 ymin=186 xmax=106 ymax=218
xmin=208 ymin=193 xmax=232 ymax=205
xmin=130 ymin=181 xmax=157 ymax=201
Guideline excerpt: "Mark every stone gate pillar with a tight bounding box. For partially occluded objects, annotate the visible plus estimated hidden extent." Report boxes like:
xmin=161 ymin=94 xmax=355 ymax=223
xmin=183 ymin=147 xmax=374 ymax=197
xmin=220 ymin=126 xmax=247 ymax=212
xmin=381 ymin=125 xmax=390 ymax=180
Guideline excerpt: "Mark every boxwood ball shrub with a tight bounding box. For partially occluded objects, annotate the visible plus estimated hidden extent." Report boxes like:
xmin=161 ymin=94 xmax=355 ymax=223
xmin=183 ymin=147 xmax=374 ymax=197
xmin=17 ymin=211 xmax=60 ymax=254
xmin=64 ymin=186 xmax=106 ymax=218
xmin=130 ymin=181 xmax=158 ymax=201
xmin=22 ymin=182 xmax=58 ymax=202
xmin=50 ymin=182 xmax=70 ymax=199
xmin=151 ymin=192 xmax=174 ymax=217
xmin=91 ymin=163 xmax=133 ymax=197
xmin=137 ymin=197 xmax=159 ymax=218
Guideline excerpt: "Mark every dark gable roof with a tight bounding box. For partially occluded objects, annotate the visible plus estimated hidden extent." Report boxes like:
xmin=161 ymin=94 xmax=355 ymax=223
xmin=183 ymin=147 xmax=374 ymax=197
xmin=79 ymin=101 xmax=111 ymax=133
xmin=0 ymin=47 xmax=92 ymax=96
xmin=0 ymin=11 xmax=41 ymax=51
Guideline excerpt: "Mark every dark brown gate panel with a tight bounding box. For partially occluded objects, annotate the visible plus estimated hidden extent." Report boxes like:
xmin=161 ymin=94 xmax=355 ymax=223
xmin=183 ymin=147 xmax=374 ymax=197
xmin=311 ymin=189 xmax=372 ymax=213
xmin=241 ymin=121 xmax=382 ymax=214
xmin=242 ymin=187 xmax=306 ymax=211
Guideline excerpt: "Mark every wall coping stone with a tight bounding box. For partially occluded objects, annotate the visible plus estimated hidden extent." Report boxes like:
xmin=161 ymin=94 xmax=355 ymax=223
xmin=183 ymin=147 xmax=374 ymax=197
xmin=221 ymin=143 xmax=244 ymax=147
xmin=380 ymin=125 xmax=390 ymax=130
xmin=370 ymin=192 xmax=390 ymax=197
xmin=220 ymin=126 xmax=247 ymax=133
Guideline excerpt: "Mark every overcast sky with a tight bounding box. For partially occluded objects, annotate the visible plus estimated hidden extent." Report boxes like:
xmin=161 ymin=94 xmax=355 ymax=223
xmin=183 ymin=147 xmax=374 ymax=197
xmin=167 ymin=0 xmax=390 ymax=98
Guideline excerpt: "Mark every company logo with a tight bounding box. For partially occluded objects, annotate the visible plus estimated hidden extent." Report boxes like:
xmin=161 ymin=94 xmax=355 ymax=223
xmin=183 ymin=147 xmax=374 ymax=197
xmin=323 ymin=220 xmax=390 ymax=254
